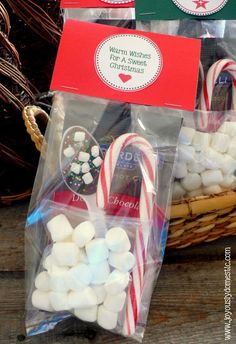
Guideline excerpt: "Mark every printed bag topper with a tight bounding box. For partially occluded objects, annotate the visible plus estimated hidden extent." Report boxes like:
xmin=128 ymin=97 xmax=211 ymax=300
xmin=51 ymin=20 xmax=201 ymax=111
xmin=136 ymin=0 xmax=236 ymax=20
xmin=60 ymin=0 xmax=134 ymax=8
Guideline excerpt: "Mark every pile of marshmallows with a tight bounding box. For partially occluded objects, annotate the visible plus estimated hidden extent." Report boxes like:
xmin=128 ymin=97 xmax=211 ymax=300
xmin=173 ymin=122 xmax=236 ymax=200
xmin=63 ymin=131 xmax=103 ymax=185
xmin=32 ymin=214 xmax=135 ymax=331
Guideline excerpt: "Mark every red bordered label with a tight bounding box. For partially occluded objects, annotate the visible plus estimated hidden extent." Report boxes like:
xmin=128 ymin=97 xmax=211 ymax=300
xmin=51 ymin=21 xmax=201 ymax=111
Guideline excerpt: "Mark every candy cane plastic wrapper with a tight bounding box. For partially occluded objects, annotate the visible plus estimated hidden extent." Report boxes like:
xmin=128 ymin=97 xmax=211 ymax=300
xmin=197 ymin=59 xmax=236 ymax=130
xmin=25 ymin=93 xmax=182 ymax=342
xmin=199 ymin=59 xmax=236 ymax=111
xmin=97 ymin=133 xmax=157 ymax=335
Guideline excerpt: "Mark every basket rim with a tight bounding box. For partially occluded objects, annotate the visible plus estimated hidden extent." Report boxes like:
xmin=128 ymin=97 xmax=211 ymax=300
xmin=171 ymin=190 xmax=236 ymax=218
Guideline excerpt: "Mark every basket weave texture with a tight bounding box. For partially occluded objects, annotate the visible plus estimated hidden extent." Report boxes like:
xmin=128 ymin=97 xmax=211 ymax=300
xmin=169 ymin=193 xmax=236 ymax=248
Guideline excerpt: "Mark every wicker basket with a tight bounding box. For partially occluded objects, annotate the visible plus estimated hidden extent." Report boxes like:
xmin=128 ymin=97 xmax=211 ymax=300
xmin=0 ymin=0 xmax=62 ymax=205
xmin=169 ymin=193 xmax=236 ymax=248
xmin=22 ymin=105 xmax=236 ymax=248
xmin=0 ymin=2 xmax=10 ymax=36
xmin=3 ymin=0 xmax=62 ymax=44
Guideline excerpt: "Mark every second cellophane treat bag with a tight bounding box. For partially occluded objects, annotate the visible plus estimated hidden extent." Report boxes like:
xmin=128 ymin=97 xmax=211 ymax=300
xmin=60 ymin=0 xmax=135 ymax=25
xmin=136 ymin=0 xmax=236 ymax=110
xmin=136 ymin=1 xmax=236 ymax=200
xmin=25 ymin=20 xmax=200 ymax=341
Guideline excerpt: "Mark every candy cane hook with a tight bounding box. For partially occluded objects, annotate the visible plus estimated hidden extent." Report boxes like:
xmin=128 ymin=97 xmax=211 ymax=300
xmin=198 ymin=59 xmax=236 ymax=130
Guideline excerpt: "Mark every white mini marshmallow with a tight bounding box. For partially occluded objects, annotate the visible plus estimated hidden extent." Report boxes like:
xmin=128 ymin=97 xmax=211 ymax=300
xmin=178 ymin=144 xmax=195 ymax=163
xmin=221 ymin=155 xmax=236 ymax=175
xmin=74 ymin=131 xmax=85 ymax=142
xmin=93 ymin=156 xmax=103 ymax=167
xmin=188 ymin=188 xmax=203 ymax=198
xmin=68 ymin=287 xmax=98 ymax=309
xmin=86 ymin=238 xmax=109 ymax=264
xmin=90 ymin=261 xmax=110 ymax=285
xmin=73 ymin=221 xmax=95 ymax=248
xmin=211 ymin=133 xmax=230 ymax=153
xmin=181 ymin=173 xmax=202 ymax=192
xmin=52 ymin=243 xmax=80 ymax=267
xmin=70 ymin=163 xmax=81 ymax=175
xmin=220 ymin=175 xmax=236 ymax=189
xmin=67 ymin=263 xmax=92 ymax=289
xmin=32 ymin=290 xmax=53 ymax=312
xmin=219 ymin=121 xmax=236 ymax=137
xmin=43 ymin=254 xmax=58 ymax=272
xmin=187 ymin=161 xmax=205 ymax=174
xmin=201 ymin=170 xmax=223 ymax=187
xmin=109 ymin=252 xmax=136 ymax=272
xmin=104 ymin=270 xmax=129 ymax=295
xmin=79 ymin=151 xmax=90 ymax=162
xmin=203 ymin=185 xmax=222 ymax=195
xmin=63 ymin=146 xmax=75 ymax=158
xmin=227 ymin=139 xmax=236 ymax=160
xmin=105 ymin=227 xmax=131 ymax=253
xmin=47 ymin=214 xmax=73 ymax=242
xmin=104 ymin=291 xmax=126 ymax=313
xmin=92 ymin=285 xmax=106 ymax=304
xmin=81 ymin=163 xmax=90 ymax=174
xmin=172 ymin=182 xmax=186 ymax=200
xmin=178 ymin=127 xmax=195 ymax=145
xmin=49 ymin=292 xmax=70 ymax=311
xmin=192 ymin=132 xmax=210 ymax=152
xmin=49 ymin=265 xmax=69 ymax=293
xmin=200 ymin=148 xmax=222 ymax=170
xmin=74 ymin=306 xmax=98 ymax=322
xmin=174 ymin=162 xmax=187 ymax=179
xmin=91 ymin=146 xmax=99 ymax=157
xmin=82 ymin=172 xmax=93 ymax=185
xmin=35 ymin=271 xmax=50 ymax=292
xmin=97 ymin=305 xmax=118 ymax=330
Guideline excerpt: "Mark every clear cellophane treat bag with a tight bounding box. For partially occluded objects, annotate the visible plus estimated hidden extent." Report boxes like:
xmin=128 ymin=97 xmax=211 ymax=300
xmin=173 ymin=58 xmax=236 ymax=201
xmin=60 ymin=0 xmax=135 ymax=27
xmin=25 ymin=93 xmax=182 ymax=341
xmin=25 ymin=21 xmax=201 ymax=341
xmin=64 ymin=8 xmax=135 ymax=25
xmin=136 ymin=9 xmax=236 ymax=201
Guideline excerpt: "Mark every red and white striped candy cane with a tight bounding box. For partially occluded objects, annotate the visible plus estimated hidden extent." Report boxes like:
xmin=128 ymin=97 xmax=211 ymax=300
xmin=198 ymin=59 xmax=236 ymax=130
xmin=96 ymin=133 xmax=157 ymax=336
